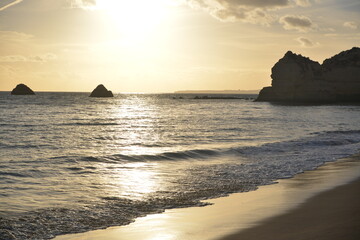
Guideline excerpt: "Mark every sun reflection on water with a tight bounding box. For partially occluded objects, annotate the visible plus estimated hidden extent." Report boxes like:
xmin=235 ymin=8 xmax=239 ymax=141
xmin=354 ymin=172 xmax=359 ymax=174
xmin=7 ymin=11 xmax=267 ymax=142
xmin=91 ymin=96 xmax=182 ymax=201
xmin=108 ymin=96 xmax=163 ymax=155
xmin=99 ymin=162 xmax=162 ymax=200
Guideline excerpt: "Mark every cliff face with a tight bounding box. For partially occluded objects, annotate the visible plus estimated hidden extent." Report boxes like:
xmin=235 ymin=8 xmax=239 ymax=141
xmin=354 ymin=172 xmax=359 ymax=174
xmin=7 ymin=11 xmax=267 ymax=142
xmin=256 ymin=47 xmax=360 ymax=102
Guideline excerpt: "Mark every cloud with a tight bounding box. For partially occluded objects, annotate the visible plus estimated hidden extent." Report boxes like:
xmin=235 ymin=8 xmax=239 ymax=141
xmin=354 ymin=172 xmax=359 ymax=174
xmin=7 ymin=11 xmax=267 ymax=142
xmin=279 ymin=15 xmax=314 ymax=32
xmin=184 ymin=0 xmax=291 ymax=24
xmin=295 ymin=0 xmax=311 ymax=7
xmin=296 ymin=37 xmax=318 ymax=47
xmin=216 ymin=0 xmax=290 ymax=8
xmin=0 ymin=31 xmax=36 ymax=56
xmin=0 ymin=53 xmax=57 ymax=63
xmin=68 ymin=0 xmax=97 ymax=8
xmin=69 ymin=0 xmax=296 ymax=26
xmin=343 ymin=21 xmax=358 ymax=29
xmin=0 ymin=31 xmax=33 ymax=42
xmin=0 ymin=0 xmax=23 ymax=11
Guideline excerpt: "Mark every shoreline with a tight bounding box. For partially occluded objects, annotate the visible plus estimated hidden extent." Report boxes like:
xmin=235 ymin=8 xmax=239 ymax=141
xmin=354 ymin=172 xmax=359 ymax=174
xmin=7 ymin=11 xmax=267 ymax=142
xmin=55 ymin=154 xmax=360 ymax=240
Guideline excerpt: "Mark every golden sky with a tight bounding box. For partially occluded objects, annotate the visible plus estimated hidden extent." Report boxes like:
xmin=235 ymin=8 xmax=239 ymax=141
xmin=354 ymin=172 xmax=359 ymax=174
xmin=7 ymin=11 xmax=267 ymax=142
xmin=0 ymin=0 xmax=359 ymax=92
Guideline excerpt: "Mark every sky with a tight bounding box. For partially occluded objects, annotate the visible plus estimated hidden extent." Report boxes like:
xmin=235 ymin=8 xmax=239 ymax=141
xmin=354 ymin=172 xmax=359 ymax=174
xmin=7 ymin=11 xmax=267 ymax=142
xmin=0 ymin=0 xmax=359 ymax=92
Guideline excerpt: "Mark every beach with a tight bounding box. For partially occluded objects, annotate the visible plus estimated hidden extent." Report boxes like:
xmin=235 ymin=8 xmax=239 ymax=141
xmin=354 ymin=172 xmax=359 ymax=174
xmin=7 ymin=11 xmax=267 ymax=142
xmin=221 ymin=176 xmax=360 ymax=240
xmin=55 ymin=154 xmax=360 ymax=240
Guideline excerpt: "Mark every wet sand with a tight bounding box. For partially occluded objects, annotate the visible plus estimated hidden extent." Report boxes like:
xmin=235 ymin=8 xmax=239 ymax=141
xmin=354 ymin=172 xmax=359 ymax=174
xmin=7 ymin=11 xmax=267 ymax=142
xmin=55 ymin=155 xmax=360 ymax=240
xmin=220 ymin=177 xmax=360 ymax=240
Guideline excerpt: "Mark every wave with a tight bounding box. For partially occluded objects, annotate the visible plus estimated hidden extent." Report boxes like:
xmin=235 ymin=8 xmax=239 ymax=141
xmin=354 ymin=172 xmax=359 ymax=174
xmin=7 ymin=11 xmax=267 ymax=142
xmin=2 ymin=130 xmax=360 ymax=240
xmin=75 ymin=130 xmax=360 ymax=164
xmin=59 ymin=122 xmax=120 ymax=126
xmin=0 ymin=143 xmax=52 ymax=149
xmin=78 ymin=149 xmax=221 ymax=164
xmin=236 ymin=130 xmax=360 ymax=155
xmin=0 ymin=123 xmax=40 ymax=127
xmin=0 ymin=171 xmax=28 ymax=178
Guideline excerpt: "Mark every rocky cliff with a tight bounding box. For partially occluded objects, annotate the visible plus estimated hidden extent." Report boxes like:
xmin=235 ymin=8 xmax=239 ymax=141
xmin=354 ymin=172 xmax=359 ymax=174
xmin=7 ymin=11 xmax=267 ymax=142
xmin=256 ymin=47 xmax=360 ymax=102
xmin=11 ymin=84 xmax=35 ymax=95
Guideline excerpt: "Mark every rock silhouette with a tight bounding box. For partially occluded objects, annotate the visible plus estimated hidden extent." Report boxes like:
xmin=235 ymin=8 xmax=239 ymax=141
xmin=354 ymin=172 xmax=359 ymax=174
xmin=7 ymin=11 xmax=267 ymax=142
xmin=89 ymin=84 xmax=114 ymax=98
xmin=11 ymin=84 xmax=35 ymax=95
xmin=256 ymin=47 xmax=360 ymax=103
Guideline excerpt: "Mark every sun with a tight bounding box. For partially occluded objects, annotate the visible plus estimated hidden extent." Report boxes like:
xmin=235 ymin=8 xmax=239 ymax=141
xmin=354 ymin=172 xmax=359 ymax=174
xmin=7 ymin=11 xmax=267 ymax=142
xmin=96 ymin=0 xmax=170 ymax=39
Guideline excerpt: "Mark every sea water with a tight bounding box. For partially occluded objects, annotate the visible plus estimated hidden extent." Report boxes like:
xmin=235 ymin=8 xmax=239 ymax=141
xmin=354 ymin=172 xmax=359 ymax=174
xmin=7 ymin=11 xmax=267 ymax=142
xmin=0 ymin=92 xmax=360 ymax=239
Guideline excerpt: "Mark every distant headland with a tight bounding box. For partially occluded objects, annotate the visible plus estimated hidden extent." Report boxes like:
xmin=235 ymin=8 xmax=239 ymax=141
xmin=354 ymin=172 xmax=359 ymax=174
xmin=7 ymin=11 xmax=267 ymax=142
xmin=175 ymin=90 xmax=260 ymax=94
xmin=11 ymin=84 xmax=35 ymax=95
xmin=256 ymin=47 xmax=360 ymax=103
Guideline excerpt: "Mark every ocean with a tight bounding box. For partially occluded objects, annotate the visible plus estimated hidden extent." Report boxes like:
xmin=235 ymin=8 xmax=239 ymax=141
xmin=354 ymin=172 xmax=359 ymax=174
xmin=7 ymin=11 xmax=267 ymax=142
xmin=1 ymin=92 xmax=360 ymax=239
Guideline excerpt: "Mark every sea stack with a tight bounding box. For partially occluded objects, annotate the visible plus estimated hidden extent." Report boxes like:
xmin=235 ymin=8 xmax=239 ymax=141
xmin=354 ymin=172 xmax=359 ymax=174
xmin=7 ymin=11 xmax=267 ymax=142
xmin=89 ymin=84 xmax=114 ymax=97
xmin=11 ymin=84 xmax=35 ymax=95
xmin=256 ymin=47 xmax=360 ymax=103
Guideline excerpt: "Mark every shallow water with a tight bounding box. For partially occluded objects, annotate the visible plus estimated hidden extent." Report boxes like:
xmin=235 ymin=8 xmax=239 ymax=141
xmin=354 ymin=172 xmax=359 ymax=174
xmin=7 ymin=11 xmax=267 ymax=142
xmin=1 ymin=92 xmax=360 ymax=239
xmin=54 ymin=154 xmax=360 ymax=240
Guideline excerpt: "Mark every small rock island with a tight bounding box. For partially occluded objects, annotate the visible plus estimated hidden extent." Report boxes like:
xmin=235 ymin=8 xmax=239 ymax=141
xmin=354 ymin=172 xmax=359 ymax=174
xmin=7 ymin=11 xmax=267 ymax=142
xmin=256 ymin=47 xmax=360 ymax=103
xmin=89 ymin=84 xmax=114 ymax=98
xmin=11 ymin=84 xmax=35 ymax=95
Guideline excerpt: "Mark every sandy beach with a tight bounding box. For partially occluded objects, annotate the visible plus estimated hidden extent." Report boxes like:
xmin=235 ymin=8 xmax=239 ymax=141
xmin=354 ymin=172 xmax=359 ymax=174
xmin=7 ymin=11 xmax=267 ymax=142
xmin=220 ymin=177 xmax=360 ymax=240
xmin=55 ymin=155 xmax=360 ymax=240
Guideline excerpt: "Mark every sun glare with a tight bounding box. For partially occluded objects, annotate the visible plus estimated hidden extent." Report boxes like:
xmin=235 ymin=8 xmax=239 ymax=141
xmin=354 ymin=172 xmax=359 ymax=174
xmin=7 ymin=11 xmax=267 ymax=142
xmin=96 ymin=0 xmax=170 ymax=38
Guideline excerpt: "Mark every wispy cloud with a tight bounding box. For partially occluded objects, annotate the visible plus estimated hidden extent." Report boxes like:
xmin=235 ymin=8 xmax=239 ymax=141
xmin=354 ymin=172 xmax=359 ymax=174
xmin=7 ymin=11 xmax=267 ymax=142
xmin=185 ymin=0 xmax=290 ymax=25
xmin=68 ymin=0 xmax=97 ymax=8
xmin=295 ymin=0 xmax=311 ymax=7
xmin=0 ymin=31 xmax=33 ymax=42
xmin=296 ymin=37 xmax=318 ymax=47
xmin=0 ymin=0 xmax=23 ymax=11
xmin=343 ymin=21 xmax=358 ymax=29
xmin=0 ymin=53 xmax=57 ymax=63
xmin=279 ymin=15 xmax=314 ymax=32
